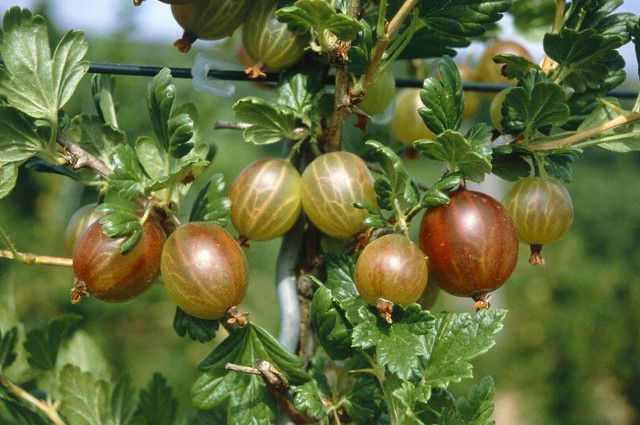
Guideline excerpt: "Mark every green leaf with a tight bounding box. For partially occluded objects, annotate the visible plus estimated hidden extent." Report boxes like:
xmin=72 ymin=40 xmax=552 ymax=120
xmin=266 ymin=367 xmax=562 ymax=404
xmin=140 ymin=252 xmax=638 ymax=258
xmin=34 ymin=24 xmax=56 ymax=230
xmin=366 ymin=140 xmax=419 ymax=213
xmin=96 ymin=202 xmax=143 ymax=255
xmin=189 ymin=174 xmax=231 ymax=227
xmin=277 ymin=70 xmax=323 ymax=121
xmin=422 ymin=310 xmax=506 ymax=388
xmin=343 ymin=373 xmax=382 ymax=423
xmin=0 ymin=388 xmax=50 ymax=425
xmin=543 ymin=151 xmax=578 ymax=183
xmin=392 ymin=381 xmax=429 ymax=425
xmin=0 ymin=327 xmax=18 ymax=370
xmin=134 ymin=136 xmax=167 ymax=181
xmin=147 ymin=68 xmax=175 ymax=149
xmin=493 ymin=54 xmax=541 ymax=80
xmin=414 ymin=130 xmax=491 ymax=182
xmin=311 ymin=286 xmax=353 ymax=360
xmin=173 ymin=307 xmax=219 ymax=344
xmin=168 ymin=105 xmax=196 ymax=158
xmin=501 ymin=81 xmax=570 ymax=139
xmin=420 ymin=174 xmax=462 ymax=208
xmin=571 ymin=100 xmax=640 ymax=152
xmin=91 ymin=73 xmax=119 ymax=128
xmin=491 ymin=145 xmax=532 ymax=181
xmin=418 ymin=56 xmax=463 ymax=134
xmin=0 ymin=106 xmax=47 ymax=163
xmin=440 ymin=376 xmax=495 ymax=425
xmin=324 ymin=254 xmax=360 ymax=306
xmin=291 ymin=381 xmax=328 ymax=423
xmin=24 ymin=314 xmax=82 ymax=371
xmin=0 ymin=162 xmax=18 ymax=200
xmin=192 ymin=324 xmax=309 ymax=422
xmin=233 ymin=97 xmax=301 ymax=145
xmin=276 ymin=0 xmax=362 ymax=41
xmin=544 ymin=29 xmax=625 ymax=93
xmin=59 ymin=365 xmax=110 ymax=425
xmin=564 ymin=0 xmax=638 ymax=44
xmin=0 ymin=7 xmax=88 ymax=121
xmin=109 ymin=144 xmax=149 ymax=199
xmin=352 ymin=304 xmax=435 ymax=380
xmin=110 ymin=377 xmax=138 ymax=425
xmin=135 ymin=373 xmax=177 ymax=425
xmin=400 ymin=0 xmax=512 ymax=59
xmin=68 ymin=114 xmax=125 ymax=165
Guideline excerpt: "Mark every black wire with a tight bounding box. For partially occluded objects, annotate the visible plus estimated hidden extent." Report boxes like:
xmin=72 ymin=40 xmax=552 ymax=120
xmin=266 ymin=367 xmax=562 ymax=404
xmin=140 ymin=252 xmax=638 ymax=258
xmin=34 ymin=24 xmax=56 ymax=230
xmin=1 ymin=59 xmax=638 ymax=98
xmin=86 ymin=61 xmax=639 ymax=99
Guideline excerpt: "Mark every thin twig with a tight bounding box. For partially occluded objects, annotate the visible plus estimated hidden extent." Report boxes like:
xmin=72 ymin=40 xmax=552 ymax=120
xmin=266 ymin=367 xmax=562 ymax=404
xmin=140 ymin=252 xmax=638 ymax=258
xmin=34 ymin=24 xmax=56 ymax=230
xmin=532 ymin=112 xmax=640 ymax=150
xmin=0 ymin=250 xmax=73 ymax=267
xmin=57 ymin=135 xmax=112 ymax=177
xmin=0 ymin=376 xmax=66 ymax=425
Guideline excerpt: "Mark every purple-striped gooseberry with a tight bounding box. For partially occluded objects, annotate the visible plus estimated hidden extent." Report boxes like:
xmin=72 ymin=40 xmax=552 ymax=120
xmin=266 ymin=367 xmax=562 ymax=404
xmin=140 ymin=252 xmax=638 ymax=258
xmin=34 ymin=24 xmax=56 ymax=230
xmin=161 ymin=222 xmax=248 ymax=320
xmin=72 ymin=218 xmax=165 ymax=303
xmin=418 ymin=188 xmax=518 ymax=309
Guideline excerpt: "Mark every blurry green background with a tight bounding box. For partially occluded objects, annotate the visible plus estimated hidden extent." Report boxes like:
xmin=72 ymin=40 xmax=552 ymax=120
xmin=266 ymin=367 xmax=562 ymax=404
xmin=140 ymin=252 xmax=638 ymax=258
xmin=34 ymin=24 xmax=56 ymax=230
xmin=1 ymin=2 xmax=639 ymax=424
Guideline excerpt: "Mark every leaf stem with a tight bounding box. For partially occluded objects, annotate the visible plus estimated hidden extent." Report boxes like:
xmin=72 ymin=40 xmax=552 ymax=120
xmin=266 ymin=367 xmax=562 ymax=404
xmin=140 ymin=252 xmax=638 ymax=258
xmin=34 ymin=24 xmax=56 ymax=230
xmin=0 ymin=375 xmax=66 ymax=425
xmin=541 ymin=0 xmax=566 ymax=74
xmin=532 ymin=111 xmax=640 ymax=150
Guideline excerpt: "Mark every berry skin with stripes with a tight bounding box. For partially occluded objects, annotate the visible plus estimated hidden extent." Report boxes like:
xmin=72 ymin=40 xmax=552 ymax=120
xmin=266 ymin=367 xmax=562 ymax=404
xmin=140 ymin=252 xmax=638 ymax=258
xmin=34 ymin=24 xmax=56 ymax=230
xmin=73 ymin=218 xmax=166 ymax=303
xmin=171 ymin=0 xmax=249 ymax=52
xmin=503 ymin=176 xmax=573 ymax=265
xmin=242 ymin=0 xmax=307 ymax=72
xmin=354 ymin=234 xmax=428 ymax=308
xmin=301 ymin=152 xmax=377 ymax=239
xmin=64 ymin=203 xmax=103 ymax=256
xmin=418 ymin=188 xmax=518 ymax=309
xmin=230 ymin=158 xmax=302 ymax=241
xmin=161 ymin=222 xmax=248 ymax=320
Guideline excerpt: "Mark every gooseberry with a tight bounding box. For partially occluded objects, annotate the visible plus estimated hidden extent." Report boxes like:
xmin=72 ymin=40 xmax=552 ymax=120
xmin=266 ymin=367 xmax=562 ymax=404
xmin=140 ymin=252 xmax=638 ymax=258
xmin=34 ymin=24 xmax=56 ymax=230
xmin=242 ymin=0 xmax=307 ymax=74
xmin=230 ymin=158 xmax=302 ymax=241
xmin=503 ymin=176 xmax=573 ymax=265
xmin=72 ymin=217 xmax=165 ymax=303
xmin=359 ymin=68 xmax=396 ymax=117
xmin=476 ymin=40 xmax=533 ymax=85
xmin=389 ymin=89 xmax=436 ymax=146
xmin=418 ymin=188 xmax=519 ymax=308
xmin=301 ymin=152 xmax=377 ymax=239
xmin=64 ymin=203 xmax=103 ymax=256
xmin=161 ymin=222 xmax=248 ymax=320
xmin=172 ymin=0 xmax=248 ymax=52
xmin=354 ymin=234 xmax=428 ymax=321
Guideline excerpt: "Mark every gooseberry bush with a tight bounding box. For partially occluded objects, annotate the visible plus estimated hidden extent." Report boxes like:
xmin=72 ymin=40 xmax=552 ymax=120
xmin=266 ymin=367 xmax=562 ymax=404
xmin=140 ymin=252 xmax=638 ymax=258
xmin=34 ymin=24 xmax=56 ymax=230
xmin=0 ymin=1 xmax=639 ymax=424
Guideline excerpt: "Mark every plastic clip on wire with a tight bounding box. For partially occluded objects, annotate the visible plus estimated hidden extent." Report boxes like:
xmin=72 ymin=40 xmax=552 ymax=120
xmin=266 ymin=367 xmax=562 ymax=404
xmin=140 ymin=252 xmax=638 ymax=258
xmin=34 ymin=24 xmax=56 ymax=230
xmin=191 ymin=54 xmax=237 ymax=97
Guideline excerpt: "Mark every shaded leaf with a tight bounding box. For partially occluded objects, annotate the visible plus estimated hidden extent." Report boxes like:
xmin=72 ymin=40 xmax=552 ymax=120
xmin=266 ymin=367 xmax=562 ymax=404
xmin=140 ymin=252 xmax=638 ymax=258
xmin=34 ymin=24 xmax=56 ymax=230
xmin=135 ymin=373 xmax=177 ymax=425
xmin=493 ymin=54 xmax=541 ymax=80
xmin=109 ymin=144 xmax=149 ymax=199
xmin=146 ymin=68 xmax=175 ymax=149
xmin=0 ymin=162 xmax=18 ymax=200
xmin=0 ymin=327 xmax=18 ymax=370
xmin=173 ymin=307 xmax=219 ymax=344
xmin=311 ymin=286 xmax=353 ymax=360
xmin=0 ymin=107 xmax=47 ymax=163
xmin=59 ymin=365 xmax=110 ymax=425
xmin=24 ymin=314 xmax=82 ymax=371
xmin=189 ymin=174 xmax=230 ymax=227
xmin=68 ymin=114 xmax=125 ymax=165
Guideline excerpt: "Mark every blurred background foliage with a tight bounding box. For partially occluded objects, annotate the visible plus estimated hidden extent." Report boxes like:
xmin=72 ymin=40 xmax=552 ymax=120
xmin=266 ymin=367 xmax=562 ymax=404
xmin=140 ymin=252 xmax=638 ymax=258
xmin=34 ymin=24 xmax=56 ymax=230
xmin=0 ymin=1 xmax=639 ymax=423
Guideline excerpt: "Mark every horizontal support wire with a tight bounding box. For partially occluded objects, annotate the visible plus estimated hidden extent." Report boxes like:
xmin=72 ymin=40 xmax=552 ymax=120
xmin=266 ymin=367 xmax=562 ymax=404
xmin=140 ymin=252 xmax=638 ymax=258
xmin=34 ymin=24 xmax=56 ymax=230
xmin=1 ymin=59 xmax=638 ymax=98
